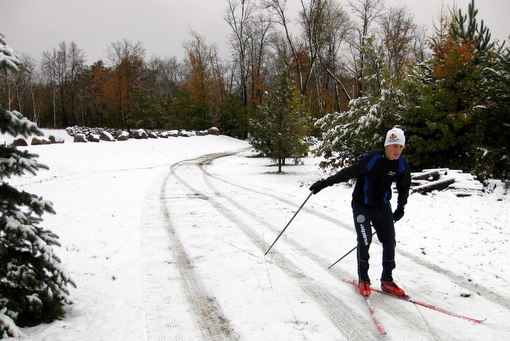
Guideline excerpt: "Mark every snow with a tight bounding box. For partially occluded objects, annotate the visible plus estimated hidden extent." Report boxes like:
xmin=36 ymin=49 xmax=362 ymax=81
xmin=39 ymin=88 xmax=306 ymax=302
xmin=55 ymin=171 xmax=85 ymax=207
xmin=2 ymin=129 xmax=510 ymax=340
xmin=0 ymin=33 xmax=23 ymax=73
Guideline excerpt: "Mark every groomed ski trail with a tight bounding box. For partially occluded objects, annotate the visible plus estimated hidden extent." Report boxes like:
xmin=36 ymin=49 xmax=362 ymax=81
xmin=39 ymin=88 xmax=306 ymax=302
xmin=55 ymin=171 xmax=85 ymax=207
xmin=140 ymin=149 xmax=507 ymax=340
xmin=139 ymin=151 xmax=419 ymax=340
xmin=140 ymin=151 xmax=375 ymax=340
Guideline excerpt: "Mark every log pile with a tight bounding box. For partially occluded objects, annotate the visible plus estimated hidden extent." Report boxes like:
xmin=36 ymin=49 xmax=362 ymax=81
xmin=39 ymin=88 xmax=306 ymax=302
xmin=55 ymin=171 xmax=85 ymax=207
xmin=411 ymin=169 xmax=483 ymax=196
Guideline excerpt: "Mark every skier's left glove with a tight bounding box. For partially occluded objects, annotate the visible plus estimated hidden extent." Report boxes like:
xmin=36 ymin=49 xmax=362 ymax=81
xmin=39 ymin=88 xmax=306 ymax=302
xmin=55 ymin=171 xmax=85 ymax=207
xmin=393 ymin=206 xmax=405 ymax=221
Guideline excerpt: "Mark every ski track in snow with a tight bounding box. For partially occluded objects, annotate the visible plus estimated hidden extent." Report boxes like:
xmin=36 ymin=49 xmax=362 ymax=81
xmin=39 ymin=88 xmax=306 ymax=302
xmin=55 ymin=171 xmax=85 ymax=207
xmin=204 ymin=155 xmax=510 ymax=312
xmin=200 ymin=152 xmax=483 ymax=340
xmin=141 ymin=151 xmax=372 ymax=340
xmin=139 ymin=149 xmax=506 ymax=340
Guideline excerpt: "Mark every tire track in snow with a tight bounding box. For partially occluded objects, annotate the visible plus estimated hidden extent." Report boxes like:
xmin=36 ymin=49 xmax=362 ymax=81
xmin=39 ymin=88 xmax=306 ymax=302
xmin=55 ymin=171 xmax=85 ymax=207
xmin=159 ymin=170 xmax=240 ymax=340
xmin=140 ymin=163 xmax=240 ymax=340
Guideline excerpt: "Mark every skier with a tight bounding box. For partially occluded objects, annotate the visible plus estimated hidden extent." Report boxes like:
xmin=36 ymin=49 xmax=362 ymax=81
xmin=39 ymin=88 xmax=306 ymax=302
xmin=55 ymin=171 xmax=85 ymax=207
xmin=310 ymin=127 xmax=411 ymax=297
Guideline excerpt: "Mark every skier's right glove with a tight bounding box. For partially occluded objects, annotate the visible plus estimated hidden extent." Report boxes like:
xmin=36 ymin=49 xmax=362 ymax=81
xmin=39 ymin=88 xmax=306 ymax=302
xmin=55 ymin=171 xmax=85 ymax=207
xmin=309 ymin=179 xmax=327 ymax=194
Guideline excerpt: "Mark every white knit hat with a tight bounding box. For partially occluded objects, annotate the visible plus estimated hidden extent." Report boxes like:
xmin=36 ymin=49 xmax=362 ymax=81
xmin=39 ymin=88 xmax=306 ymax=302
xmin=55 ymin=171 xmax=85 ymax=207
xmin=384 ymin=127 xmax=406 ymax=146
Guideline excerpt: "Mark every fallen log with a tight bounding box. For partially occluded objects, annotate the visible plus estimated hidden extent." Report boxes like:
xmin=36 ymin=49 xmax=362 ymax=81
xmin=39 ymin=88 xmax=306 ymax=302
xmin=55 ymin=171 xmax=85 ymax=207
xmin=412 ymin=170 xmax=442 ymax=181
xmin=411 ymin=177 xmax=456 ymax=194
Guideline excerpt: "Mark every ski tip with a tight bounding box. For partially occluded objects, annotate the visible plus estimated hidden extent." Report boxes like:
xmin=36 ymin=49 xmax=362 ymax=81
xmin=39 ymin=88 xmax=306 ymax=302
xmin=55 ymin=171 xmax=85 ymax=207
xmin=341 ymin=278 xmax=357 ymax=285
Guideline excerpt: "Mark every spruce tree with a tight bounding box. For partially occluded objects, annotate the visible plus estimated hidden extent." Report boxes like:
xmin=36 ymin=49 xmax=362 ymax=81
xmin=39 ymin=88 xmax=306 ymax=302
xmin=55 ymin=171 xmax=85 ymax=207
xmin=314 ymin=36 xmax=403 ymax=169
xmin=1 ymin=33 xmax=75 ymax=338
xmin=403 ymin=0 xmax=498 ymax=172
xmin=249 ymin=67 xmax=311 ymax=172
xmin=476 ymin=46 xmax=510 ymax=181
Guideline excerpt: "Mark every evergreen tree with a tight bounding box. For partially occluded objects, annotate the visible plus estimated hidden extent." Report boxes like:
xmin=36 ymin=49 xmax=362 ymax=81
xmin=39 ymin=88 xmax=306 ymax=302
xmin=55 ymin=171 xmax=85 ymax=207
xmin=249 ymin=67 xmax=311 ymax=172
xmin=475 ymin=46 xmax=510 ymax=181
xmin=314 ymin=36 xmax=404 ymax=169
xmin=1 ymin=34 xmax=75 ymax=338
xmin=403 ymin=0 xmax=499 ymax=172
xmin=0 ymin=33 xmax=25 ymax=74
xmin=165 ymin=88 xmax=214 ymax=130
xmin=314 ymin=81 xmax=404 ymax=169
xmin=218 ymin=94 xmax=250 ymax=139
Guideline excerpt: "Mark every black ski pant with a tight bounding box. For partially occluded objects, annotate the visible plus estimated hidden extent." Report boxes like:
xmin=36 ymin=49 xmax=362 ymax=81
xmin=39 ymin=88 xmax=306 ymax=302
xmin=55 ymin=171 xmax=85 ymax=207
xmin=352 ymin=201 xmax=396 ymax=284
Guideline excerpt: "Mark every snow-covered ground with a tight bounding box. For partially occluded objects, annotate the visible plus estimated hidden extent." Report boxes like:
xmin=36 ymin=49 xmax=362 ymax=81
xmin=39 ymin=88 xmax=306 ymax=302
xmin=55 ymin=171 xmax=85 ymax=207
xmin=3 ymin=130 xmax=510 ymax=340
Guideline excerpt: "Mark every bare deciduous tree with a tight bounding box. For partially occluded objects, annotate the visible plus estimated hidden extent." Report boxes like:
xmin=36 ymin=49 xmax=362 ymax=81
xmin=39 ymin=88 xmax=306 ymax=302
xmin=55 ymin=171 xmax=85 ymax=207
xmin=106 ymin=39 xmax=145 ymax=66
xmin=225 ymin=0 xmax=256 ymax=108
xmin=264 ymin=0 xmax=311 ymax=96
xmin=379 ymin=5 xmax=424 ymax=80
xmin=41 ymin=41 xmax=85 ymax=127
xmin=301 ymin=0 xmax=352 ymax=111
xmin=144 ymin=56 xmax=183 ymax=102
xmin=246 ymin=11 xmax=274 ymax=106
xmin=105 ymin=39 xmax=145 ymax=129
xmin=346 ymin=0 xmax=384 ymax=98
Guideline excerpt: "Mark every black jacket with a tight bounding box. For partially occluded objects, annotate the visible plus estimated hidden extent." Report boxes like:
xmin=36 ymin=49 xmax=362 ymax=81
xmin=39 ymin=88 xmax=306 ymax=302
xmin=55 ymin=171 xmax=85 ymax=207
xmin=323 ymin=149 xmax=411 ymax=208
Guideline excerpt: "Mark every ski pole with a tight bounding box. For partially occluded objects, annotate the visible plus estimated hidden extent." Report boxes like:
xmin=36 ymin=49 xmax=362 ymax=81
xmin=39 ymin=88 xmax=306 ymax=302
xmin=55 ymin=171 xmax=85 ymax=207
xmin=265 ymin=191 xmax=313 ymax=256
xmin=328 ymin=232 xmax=376 ymax=269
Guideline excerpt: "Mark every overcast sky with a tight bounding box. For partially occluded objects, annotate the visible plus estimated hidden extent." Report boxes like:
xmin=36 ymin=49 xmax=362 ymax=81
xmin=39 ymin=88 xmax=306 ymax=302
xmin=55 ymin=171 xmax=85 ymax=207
xmin=2 ymin=0 xmax=509 ymax=65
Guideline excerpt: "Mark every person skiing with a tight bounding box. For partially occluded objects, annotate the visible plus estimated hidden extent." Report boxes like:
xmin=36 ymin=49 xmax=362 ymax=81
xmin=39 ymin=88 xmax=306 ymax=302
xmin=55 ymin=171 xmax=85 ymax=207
xmin=309 ymin=127 xmax=411 ymax=297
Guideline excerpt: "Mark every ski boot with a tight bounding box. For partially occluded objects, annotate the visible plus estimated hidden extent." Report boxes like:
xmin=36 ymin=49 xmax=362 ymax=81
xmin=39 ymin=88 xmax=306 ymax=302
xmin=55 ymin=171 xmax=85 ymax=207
xmin=381 ymin=281 xmax=405 ymax=296
xmin=358 ymin=281 xmax=371 ymax=296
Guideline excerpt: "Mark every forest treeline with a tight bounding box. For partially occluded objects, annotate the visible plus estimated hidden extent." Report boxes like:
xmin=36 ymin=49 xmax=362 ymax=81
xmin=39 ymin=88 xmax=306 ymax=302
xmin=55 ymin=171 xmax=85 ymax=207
xmin=1 ymin=0 xmax=509 ymax=180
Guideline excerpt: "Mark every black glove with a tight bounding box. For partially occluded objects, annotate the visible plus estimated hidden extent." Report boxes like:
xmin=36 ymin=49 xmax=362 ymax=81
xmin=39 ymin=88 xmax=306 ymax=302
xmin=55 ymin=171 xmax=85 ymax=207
xmin=310 ymin=179 xmax=327 ymax=194
xmin=393 ymin=206 xmax=405 ymax=221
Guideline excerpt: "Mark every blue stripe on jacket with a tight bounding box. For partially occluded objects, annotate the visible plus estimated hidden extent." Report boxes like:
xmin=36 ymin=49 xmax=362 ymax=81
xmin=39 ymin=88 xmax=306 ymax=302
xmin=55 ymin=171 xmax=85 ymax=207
xmin=363 ymin=154 xmax=384 ymax=205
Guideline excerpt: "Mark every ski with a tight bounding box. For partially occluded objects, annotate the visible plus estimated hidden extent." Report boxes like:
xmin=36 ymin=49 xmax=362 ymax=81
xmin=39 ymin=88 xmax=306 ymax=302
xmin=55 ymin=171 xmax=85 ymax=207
xmin=342 ymin=279 xmax=486 ymax=324
xmin=363 ymin=295 xmax=387 ymax=335
xmin=343 ymin=279 xmax=386 ymax=334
